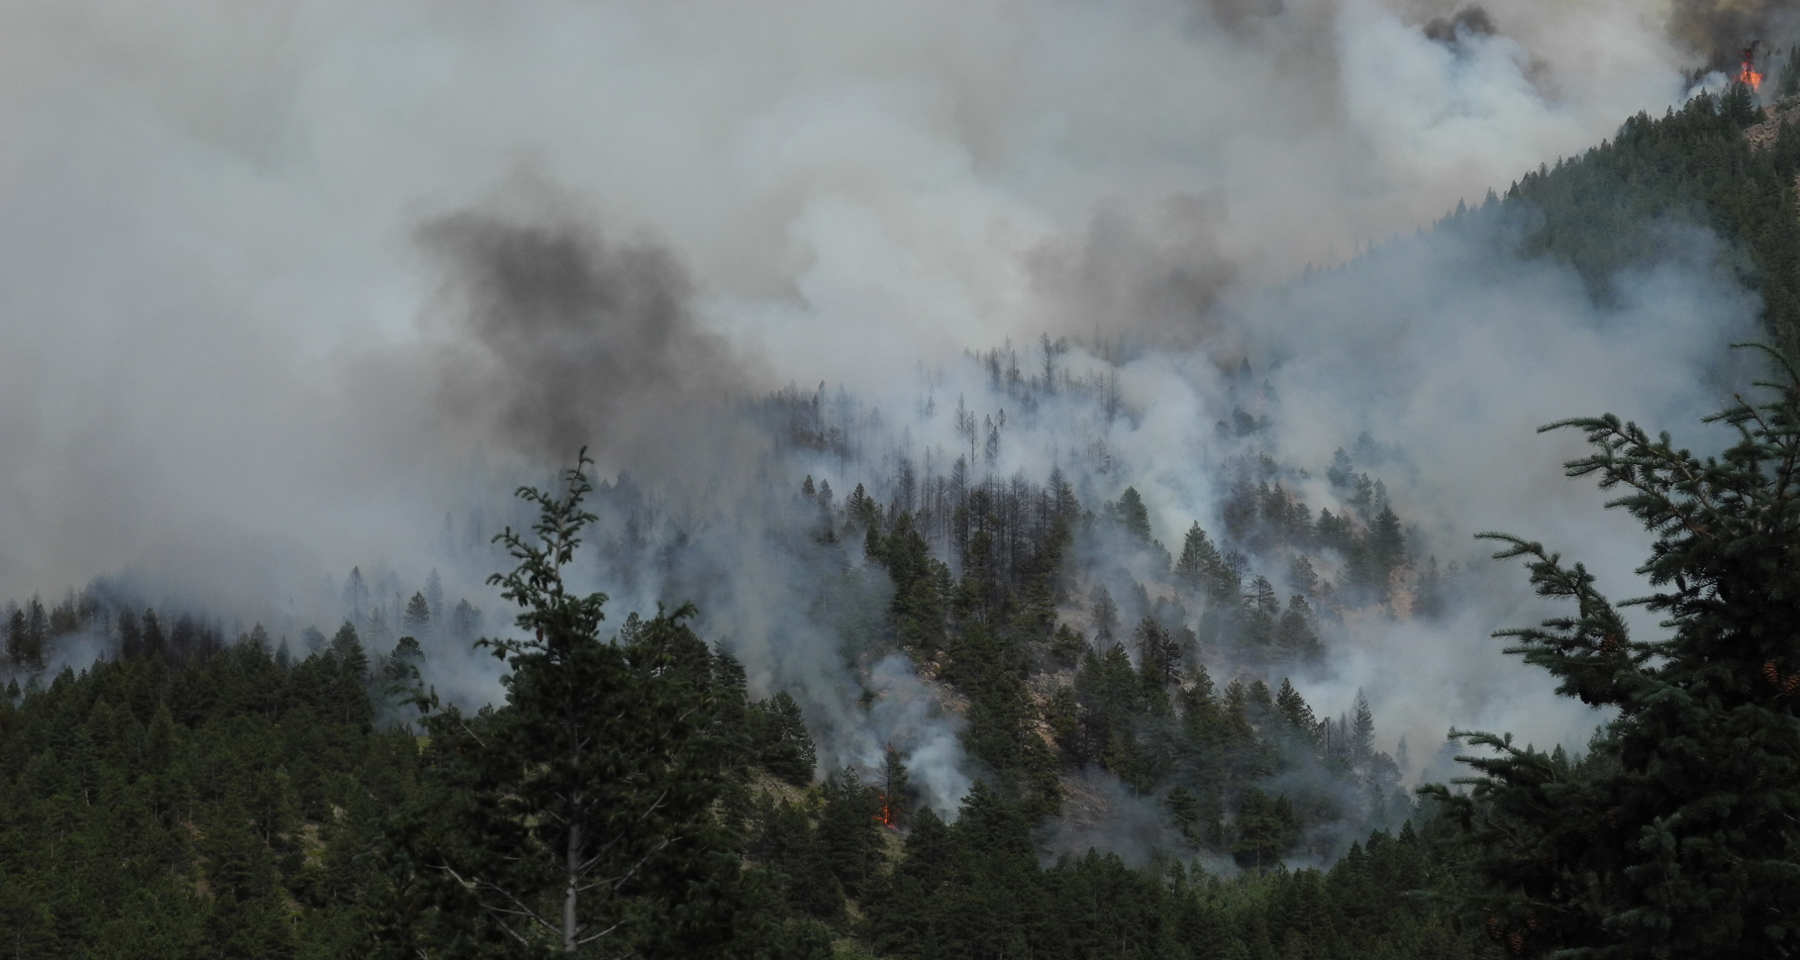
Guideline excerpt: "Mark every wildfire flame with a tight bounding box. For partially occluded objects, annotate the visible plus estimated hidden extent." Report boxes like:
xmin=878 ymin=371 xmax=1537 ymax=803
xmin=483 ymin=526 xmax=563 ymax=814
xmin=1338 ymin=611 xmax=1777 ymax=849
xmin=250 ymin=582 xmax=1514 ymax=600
xmin=874 ymin=795 xmax=895 ymax=828
xmin=1740 ymin=45 xmax=1764 ymax=90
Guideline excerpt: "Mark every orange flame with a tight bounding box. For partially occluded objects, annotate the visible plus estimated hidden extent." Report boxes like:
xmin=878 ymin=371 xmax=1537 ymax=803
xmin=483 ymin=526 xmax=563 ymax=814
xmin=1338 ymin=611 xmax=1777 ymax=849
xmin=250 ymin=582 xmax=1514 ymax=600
xmin=874 ymin=795 xmax=896 ymax=828
xmin=1741 ymin=45 xmax=1764 ymax=90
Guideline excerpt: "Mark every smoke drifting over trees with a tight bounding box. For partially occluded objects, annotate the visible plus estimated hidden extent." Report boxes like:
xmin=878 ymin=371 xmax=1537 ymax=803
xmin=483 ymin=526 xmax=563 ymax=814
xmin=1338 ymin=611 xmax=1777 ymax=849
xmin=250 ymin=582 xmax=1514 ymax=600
xmin=0 ymin=0 xmax=1789 ymax=879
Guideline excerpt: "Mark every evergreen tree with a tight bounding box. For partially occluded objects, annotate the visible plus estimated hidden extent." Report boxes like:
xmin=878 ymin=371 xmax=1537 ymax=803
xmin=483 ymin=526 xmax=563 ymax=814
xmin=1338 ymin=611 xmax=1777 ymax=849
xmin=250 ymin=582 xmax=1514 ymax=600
xmin=425 ymin=568 xmax=444 ymax=625
xmin=1327 ymin=448 xmax=1355 ymax=487
xmin=816 ymin=767 xmax=883 ymax=898
xmin=1089 ymin=585 xmax=1118 ymax=645
xmin=752 ymin=691 xmax=819 ymax=787
xmin=1350 ymin=690 xmax=1374 ymax=766
xmin=1173 ymin=523 xmax=1213 ymax=594
xmin=402 ymin=592 xmax=431 ymax=633
xmin=1133 ymin=616 xmax=1181 ymax=688
xmin=1111 ymin=487 xmax=1152 ymax=542
xmin=1276 ymin=595 xmax=1324 ymax=662
xmin=328 ymin=622 xmax=368 ymax=681
xmin=880 ymin=745 xmax=910 ymax=829
xmin=1423 ymin=359 xmax=1800 ymax=957
xmin=381 ymin=451 xmax=760 ymax=957
xmin=1275 ymin=678 xmax=1317 ymax=735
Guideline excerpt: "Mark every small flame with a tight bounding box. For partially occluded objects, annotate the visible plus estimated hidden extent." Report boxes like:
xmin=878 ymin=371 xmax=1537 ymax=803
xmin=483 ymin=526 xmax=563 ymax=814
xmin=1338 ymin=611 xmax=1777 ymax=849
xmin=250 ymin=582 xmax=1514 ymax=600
xmin=874 ymin=795 xmax=896 ymax=828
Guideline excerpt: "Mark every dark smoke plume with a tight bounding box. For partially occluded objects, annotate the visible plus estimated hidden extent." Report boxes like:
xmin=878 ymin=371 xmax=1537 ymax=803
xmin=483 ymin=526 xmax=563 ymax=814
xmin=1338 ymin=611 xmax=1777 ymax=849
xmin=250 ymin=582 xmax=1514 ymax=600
xmin=421 ymin=210 xmax=748 ymax=465
xmin=1668 ymin=0 xmax=1798 ymax=69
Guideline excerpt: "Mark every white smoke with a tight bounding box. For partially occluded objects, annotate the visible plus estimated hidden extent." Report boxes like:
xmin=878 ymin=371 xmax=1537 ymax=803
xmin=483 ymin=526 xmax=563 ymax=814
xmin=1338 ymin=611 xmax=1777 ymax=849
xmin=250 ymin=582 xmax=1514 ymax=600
xmin=0 ymin=0 xmax=1751 ymax=812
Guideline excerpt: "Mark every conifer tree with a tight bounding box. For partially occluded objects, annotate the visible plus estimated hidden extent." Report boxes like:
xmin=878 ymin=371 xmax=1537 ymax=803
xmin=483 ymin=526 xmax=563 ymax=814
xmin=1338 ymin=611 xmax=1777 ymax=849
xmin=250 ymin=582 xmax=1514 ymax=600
xmin=1276 ymin=595 xmax=1324 ymax=662
xmin=1112 ymin=487 xmax=1152 ymax=542
xmin=426 ymin=568 xmax=444 ymax=624
xmin=752 ymin=691 xmax=818 ymax=787
xmin=1275 ymin=678 xmax=1317 ymax=735
xmin=402 ymin=592 xmax=431 ymax=633
xmin=1423 ymin=353 xmax=1800 ymax=958
xmin=381 ymin=450 xmax=762 ymax=958
xmin=880 ymin=745 xmax=910 ymax=829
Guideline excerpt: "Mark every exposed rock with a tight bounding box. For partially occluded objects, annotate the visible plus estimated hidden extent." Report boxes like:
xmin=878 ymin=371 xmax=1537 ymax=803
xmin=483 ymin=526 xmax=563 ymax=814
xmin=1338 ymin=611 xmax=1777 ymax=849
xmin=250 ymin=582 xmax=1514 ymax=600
xmin=1745 ymin=94 xmax=1800 ymax=151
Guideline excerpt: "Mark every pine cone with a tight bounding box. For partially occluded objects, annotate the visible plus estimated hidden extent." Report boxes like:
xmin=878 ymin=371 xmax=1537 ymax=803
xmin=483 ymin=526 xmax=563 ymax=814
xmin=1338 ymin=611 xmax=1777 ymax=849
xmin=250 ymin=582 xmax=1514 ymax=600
xmin=1765 ymin=660 xmax=1780 ymax=685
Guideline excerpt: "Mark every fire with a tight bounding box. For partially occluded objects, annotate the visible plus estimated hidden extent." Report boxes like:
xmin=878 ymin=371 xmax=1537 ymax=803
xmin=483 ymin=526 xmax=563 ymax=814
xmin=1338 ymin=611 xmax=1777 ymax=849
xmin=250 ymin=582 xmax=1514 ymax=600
xmin=874 ymin=795 xmax=896 ymax=828
xmin=1740 ymin=44 xmax=1764 ymax=90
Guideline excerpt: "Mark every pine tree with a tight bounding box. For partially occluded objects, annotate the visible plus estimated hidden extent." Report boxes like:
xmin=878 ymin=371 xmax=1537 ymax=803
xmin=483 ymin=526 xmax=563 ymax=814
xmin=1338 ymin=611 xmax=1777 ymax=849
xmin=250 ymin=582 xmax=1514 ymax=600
xmin=1422 ymin=356 xmax=1800 ymax=958
xmin=880 ymin=745 xmax=910 ymax=829
xmin=449 ymin=598 xmax=481 ymax=642
xmin=343 ymin=567 xmax=370 ymax=634
xmin=1276 ymin=595 xmax=1324 ymax=662
xmin=1173 ymin=523 xmax=1220 ymax=595
xmin=425 ymin=568 xmax=444 ymax=625
xmin=1275 ymin=678 xmax=1317 ymax=735
xmin=1133 ymin=616 xmax=1180 ymax=688
xmin=753 ymin=691 xmax=818 ymax=787
xmin=1112 ymin=487 xmax=1152 ymax=542
xmin=817 ymin=767 xmax=882 ymax=897
xmin=402 ymin=592 xmax=431 ymax=633
xmin=1350 ymin=690 xmax=1374 ymax=766
xmin=328 ymin=622 xmax=368 ymax=681
xmin=1327 ymin=448 xmax=1354 ymax=488
xmin=1089 ymin=585 xmax=1118 ymax=645
xmin=380 ymin=450 xmax=757 ymax=957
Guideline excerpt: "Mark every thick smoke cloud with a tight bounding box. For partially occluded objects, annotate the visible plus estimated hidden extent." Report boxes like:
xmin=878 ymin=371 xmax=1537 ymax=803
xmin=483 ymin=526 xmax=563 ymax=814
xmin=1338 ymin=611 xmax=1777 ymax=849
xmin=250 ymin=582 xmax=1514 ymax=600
xmin=420 ymin=204 xmax=748 ymax=464
xmin=1027 ymin=194 xmax=1237 ymax=347
xmin=0 ymin=0 xmax=1762 ymax=820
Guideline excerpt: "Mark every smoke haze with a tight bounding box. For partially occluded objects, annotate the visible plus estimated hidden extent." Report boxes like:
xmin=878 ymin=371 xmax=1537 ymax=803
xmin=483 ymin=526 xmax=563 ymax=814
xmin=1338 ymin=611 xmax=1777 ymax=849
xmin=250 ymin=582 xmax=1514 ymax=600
xmin=0 ymin=0 xmax=1776 ymax=819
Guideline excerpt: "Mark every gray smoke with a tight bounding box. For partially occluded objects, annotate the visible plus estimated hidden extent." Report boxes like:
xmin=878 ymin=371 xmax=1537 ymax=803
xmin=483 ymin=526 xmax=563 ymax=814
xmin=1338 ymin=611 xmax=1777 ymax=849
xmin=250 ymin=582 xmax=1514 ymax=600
xmin=1423 ymin=6 xmax=1496 ymax=46
xmin=1027 ymin=194 xmax=1237 ymax=349
xmin=421 ymin=202 xmax=750 ymax=464
xmin=0 ymin=0 xmax=1767 ymax=827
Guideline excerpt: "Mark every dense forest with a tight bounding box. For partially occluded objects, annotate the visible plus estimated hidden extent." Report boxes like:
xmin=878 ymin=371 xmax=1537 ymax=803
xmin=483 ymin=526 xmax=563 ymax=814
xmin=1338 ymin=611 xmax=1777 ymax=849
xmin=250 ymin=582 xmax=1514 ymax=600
xmin=3 ymin=83 xmax=1799 ymax=957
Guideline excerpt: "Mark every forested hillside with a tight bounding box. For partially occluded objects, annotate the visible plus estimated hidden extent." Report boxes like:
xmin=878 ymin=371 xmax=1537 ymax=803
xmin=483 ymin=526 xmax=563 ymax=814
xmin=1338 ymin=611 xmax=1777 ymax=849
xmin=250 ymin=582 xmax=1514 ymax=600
xmin=1450 ymin=82 xmax=1800 ymax=354
xmin=4 ymin=82 xmax=1799 ymax=958
xmin=0 ymin=461 xmax=1476 ymax=958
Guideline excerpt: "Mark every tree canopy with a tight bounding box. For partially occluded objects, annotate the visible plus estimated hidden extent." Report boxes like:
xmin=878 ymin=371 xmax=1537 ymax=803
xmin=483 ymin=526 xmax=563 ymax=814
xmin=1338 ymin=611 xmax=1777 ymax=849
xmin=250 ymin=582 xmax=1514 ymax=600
xmin=1424 ymin=346 xmax=1800 ymax=958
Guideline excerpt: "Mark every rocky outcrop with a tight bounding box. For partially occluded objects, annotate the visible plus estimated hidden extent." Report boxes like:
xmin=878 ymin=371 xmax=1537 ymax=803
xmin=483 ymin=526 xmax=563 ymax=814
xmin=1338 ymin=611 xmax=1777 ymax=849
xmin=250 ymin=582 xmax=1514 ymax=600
xmin=1746 ymin=94 xmax=1800 ymax=150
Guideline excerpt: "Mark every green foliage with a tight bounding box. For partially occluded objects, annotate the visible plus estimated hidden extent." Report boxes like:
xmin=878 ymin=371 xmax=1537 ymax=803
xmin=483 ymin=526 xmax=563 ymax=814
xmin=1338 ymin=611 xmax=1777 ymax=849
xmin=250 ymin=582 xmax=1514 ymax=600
xmin=748 ymin=798 xmax=844 ymax=922
xmin=749 ymin=691 xmax=819 ymax=787
xmin=1232 ymin=787 xmax=1302 ymax=870
xmin=861 ymin=785 xmax=1473 ymax=960
xmin=0 ymin=625 xmax=414 ymax=959
xmin=378 ymin=450 xmax=779 ymax=958
xmin=1107 ymin=486 xmax=1153 ymax=542
xmin=1481 ymin=89 xmax=1800 ymax=357
xmin=1423 ymin=350 xmax=1800 ymax=957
